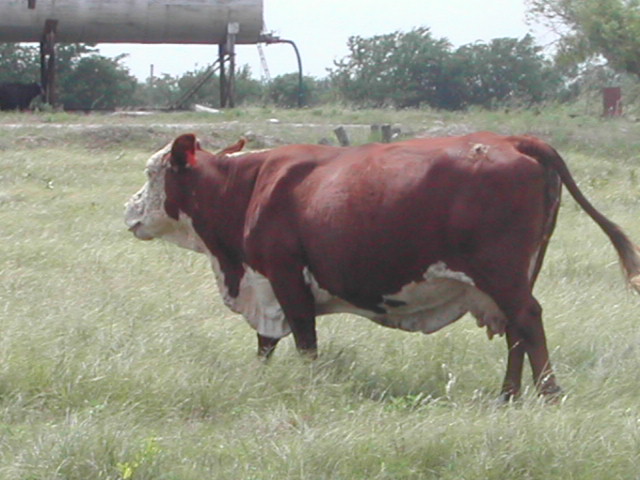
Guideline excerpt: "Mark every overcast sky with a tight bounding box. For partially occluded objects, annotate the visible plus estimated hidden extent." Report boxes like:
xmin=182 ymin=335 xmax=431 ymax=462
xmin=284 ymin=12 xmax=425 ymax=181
xmin=98 ymin=0 xmax=554 ymax=81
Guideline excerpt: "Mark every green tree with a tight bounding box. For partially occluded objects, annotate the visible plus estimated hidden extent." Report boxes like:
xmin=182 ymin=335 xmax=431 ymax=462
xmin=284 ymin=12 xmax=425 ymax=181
xmin=267 ymin=73 xmax=325 ymax=108
xmin=0 ymin=44 xmax=40 ymax=82
xmin=330 ymin=28 xmax=560 ymax=110
xmin=134 ymin=73 xmax=182 ymax=107
xmin=527 ymin=0 xmax=640 ymax=76
xmin=58 ymin=53 xmax=137 ymax=110
xmin=329 ymin=27 xmax=452 ymax=108
xmin=450 ymin=35 xmax=561 ymax=108
xmin=0 ymin=43 xmax=138 ymax=109
xmin=234 ymin=66 xmax=264 ymax=105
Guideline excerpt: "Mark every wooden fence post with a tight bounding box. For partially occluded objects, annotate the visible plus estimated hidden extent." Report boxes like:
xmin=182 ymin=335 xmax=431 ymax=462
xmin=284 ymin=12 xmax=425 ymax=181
xmin=334 ymin=126 xmax=350 ymax=146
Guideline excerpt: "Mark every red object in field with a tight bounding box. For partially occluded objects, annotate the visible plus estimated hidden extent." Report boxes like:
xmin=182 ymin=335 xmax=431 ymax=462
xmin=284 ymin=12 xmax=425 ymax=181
xmin=603 ymin=87 xmax=622 ymax=116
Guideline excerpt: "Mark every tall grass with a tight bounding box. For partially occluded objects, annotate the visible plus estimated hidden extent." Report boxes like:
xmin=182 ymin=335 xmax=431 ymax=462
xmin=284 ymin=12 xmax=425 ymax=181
xmin=1 ymin=108 xmax=639 ymax=479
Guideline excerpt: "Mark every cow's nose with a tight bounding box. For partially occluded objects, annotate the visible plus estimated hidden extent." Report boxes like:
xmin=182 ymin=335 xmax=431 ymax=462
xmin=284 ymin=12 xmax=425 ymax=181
xmin=127 ymin=222 xmax=154 ymax=241
xmin=124 ymin=200 xmax=144 ymax=226
xmin=124 ymin=212 xmax=141 ymax=228
xmin=128 ymin=221 xmax=141 ymax=233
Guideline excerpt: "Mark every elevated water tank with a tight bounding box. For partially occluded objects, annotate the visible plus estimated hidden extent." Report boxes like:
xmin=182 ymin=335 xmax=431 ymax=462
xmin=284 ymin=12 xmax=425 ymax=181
xmin=0 ymin=0 xmax=264 ymax=44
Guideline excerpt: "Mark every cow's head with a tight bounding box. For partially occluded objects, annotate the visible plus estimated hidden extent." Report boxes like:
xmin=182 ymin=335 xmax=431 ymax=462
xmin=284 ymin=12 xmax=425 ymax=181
xmin=125 ymin=134 xmax=247 ymax=251
xmin=124 ymin=133 xmax=208 ymax=252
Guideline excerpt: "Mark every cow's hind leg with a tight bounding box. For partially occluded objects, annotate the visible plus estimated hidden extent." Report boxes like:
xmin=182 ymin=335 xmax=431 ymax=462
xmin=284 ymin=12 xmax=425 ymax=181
xmin=499 ymin=294 xmax=561 ymax=399
xmin=515 ymin=298 xmax=561 ymax=397
xmin=473 ymin=267 xmax=561 ymax=399
xmin=500 ymin=326 xmax=526 ymax=401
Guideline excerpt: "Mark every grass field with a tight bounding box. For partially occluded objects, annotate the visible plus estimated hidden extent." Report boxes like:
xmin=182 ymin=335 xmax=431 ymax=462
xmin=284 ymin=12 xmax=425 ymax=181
xmin=1 ymin=107 xmax=640 ymax=479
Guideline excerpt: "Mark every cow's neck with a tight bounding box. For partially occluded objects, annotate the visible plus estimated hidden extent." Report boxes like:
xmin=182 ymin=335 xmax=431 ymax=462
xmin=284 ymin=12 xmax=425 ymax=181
xmin=181 ymin=153 xmax=266 ymax=295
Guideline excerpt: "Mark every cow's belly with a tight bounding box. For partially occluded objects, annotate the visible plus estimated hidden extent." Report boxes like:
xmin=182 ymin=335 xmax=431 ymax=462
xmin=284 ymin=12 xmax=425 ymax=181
xmin=210 ymin=258 xmax=506 ymax=340
xmin=306 ymin=262 xmax=506 ymax=338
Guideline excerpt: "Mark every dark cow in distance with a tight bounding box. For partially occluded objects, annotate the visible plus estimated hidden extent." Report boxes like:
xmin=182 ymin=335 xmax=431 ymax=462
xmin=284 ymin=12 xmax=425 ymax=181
xmin=124 ymin=132 xmax=640 ymax=399
xmin=0 ymin=82 xmax=43 ymax=111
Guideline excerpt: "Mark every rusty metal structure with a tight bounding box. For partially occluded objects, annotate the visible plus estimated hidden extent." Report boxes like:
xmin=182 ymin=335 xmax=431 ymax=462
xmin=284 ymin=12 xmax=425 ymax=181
xmin=603 ymin=87 xmax=622 ymax=117
xmin=0 ymin=0 xmax=302 ymax=108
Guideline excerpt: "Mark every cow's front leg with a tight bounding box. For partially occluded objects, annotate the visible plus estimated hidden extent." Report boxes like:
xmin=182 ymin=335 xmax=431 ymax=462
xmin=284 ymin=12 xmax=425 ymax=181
xmin=267 ymin=266 xmax=318 ymax=358
xmin=257 ymin=334 xmax=280 ymax=359
xmin=288 ymin=315 xmax=318 ymax=358
xmin=283 ymin=300 xmax=317 ymax=358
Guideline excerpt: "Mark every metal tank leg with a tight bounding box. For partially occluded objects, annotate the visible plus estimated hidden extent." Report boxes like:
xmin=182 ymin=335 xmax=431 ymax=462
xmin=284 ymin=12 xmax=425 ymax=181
xmin=40 ymin=19 xmax=57 ymax=106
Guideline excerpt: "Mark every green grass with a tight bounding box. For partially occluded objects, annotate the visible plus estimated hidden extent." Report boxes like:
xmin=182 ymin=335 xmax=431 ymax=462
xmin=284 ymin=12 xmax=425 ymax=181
xmin=1 ymin=108 xmax=640 ymax=479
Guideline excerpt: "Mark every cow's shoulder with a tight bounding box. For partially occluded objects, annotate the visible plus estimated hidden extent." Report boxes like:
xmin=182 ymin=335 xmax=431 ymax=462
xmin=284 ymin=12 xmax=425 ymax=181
xmin=256 ymin=144 xmax=338 ymax=177
xmin=247 ymin=144 xmax=337 ymax=204
xmin=241 ymin=145 xmax=340 ymax=262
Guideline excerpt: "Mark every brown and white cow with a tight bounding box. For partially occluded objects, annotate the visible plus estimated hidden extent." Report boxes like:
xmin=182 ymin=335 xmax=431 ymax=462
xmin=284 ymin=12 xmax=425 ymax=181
xmin=124 ymin=132 xmax=640 ymax=399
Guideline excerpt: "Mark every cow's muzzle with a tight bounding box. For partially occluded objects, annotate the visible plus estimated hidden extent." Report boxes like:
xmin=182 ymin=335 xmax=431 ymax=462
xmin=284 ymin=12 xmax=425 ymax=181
xmin=127 ymin=222 xmax=154 ymax=241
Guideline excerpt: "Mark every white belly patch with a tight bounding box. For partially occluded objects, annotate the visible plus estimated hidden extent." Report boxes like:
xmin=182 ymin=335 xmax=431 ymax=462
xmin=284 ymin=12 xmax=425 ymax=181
xmin=375 ymin=262 xmax=506 ymax=338
xmin=208 ymin=260 xmax=506 ymax=340
xmin=208 ymin=256 xmax=291 ymax=339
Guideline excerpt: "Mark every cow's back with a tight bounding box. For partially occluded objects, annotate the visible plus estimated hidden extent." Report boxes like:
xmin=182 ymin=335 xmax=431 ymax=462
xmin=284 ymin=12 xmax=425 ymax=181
xmin=243 ymin=133 xmax=555 ymax=310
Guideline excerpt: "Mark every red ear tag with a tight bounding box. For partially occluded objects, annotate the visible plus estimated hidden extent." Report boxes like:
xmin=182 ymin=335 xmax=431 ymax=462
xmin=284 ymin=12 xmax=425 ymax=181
xmin=187 ymin=150 xmax=197 ymax=167
xmin=170 ymin=133 xmax=198 ymax=170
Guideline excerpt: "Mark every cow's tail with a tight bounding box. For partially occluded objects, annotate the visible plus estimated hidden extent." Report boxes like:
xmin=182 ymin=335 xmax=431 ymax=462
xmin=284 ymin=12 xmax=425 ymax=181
xmin=514 ymin=135 xmax=640 ymax=293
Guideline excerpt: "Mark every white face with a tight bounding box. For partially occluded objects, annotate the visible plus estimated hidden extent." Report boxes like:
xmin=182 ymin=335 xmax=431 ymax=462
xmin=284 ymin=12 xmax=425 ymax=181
xmin=124 ymin=142 xmax=204 ymax=252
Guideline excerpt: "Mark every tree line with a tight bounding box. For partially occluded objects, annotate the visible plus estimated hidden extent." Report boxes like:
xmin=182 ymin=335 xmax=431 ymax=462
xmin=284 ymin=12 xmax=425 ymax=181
xmin=0 ymin=0 xmax=638 ymax=111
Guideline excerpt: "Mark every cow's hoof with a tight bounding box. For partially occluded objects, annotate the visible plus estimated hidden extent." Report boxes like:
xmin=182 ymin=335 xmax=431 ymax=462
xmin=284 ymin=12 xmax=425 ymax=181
xmin=540 ymin=384 xmax=565 ymax=404
xmin=496 ymin=391 xmax=518 ymax=405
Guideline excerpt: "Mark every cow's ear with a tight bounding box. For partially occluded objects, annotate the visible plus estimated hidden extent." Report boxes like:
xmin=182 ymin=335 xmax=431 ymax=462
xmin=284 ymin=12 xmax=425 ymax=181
xmin=218 ymin=137 xmax=246 ymax=155
xmin=170 ymin=133 xmax=198 ymax=171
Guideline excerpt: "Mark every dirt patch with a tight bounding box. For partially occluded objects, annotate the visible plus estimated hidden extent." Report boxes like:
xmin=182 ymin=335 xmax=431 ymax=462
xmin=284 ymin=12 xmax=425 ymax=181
xmin=417 ymin=121 xmax=475 ymax=138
